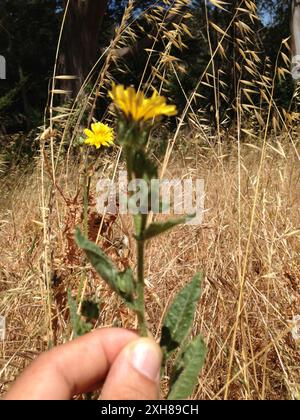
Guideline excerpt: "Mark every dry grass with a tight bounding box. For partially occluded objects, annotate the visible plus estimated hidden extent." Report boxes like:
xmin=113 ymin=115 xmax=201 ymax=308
xmin=1 ymin=0 xmax=300 ymax=400
xmin=1 ymin=133 xmax=300 ymax=400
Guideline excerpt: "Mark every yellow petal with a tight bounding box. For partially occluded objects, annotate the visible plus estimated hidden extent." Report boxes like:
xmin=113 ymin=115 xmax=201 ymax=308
xmin=108 ymin=83 xmax=177 ymax=122
xmin=84 ymin=129 xmax=94 ymax=137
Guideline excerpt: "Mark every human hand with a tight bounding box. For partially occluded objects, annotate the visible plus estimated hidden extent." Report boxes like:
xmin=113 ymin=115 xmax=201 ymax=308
xmin=4 ymin=328 xmax=162 ymax=400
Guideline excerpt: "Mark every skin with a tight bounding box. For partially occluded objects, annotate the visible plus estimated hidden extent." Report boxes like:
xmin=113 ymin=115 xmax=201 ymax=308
xmin=4 ymin=328 xmax=162 ymax=400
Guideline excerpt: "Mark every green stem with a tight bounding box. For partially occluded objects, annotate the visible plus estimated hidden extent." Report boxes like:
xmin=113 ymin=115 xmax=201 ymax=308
xmin=83 ymin=175 xmax=91 ymax=237
xmin=82 ymin=151 xmax=90 ymax=237
xmin=79 ymin=153 xmax=90 ymax=305
xmin=125 ymin=146 xmax=133 ymax=183
xmin=125 ymin=142 xmax=148 ymax=336
xmin=136 ymin=238 xmax=147 ymax=337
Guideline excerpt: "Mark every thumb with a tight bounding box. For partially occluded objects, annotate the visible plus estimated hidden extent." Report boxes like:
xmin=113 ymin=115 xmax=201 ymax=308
xmin=101 ymin=338 xmax=162 ymax=400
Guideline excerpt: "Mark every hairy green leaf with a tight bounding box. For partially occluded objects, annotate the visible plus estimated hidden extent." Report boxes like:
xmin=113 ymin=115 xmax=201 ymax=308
xmin=75 ymin=228 xmax=136 ymax=304
xmin=82 ymin=299 xmax=100 ymax=322
xmin=160 ymin=273 xmax=202 ymax=358
xmin=139 ymin=215 xmax=195 ymax=241
xmin=168 ymin=334 xmax=207 ymax=400
xmin=68 ymin=290 xmax=92 ymax=338
xmin=133 ymin=150 xmax=158 ymax=180
xmin=115 ymin=267 xmax=136 ymax=302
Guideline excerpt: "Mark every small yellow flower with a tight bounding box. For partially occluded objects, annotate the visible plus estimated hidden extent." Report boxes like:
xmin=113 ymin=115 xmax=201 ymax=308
xmin=109 ymin=83 xmax=177 ymax=122
xmin=84 ymin=122 xmax=114 ymax=149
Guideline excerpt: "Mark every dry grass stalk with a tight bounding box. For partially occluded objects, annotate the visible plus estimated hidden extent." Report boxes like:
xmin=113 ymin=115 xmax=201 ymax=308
xmin=1 ymin=0 xmax=300 ymax=400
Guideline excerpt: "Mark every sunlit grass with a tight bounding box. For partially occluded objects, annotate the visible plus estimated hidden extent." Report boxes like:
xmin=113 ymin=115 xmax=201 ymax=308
xmin=1 ymin=0 xmax=300 ymax=400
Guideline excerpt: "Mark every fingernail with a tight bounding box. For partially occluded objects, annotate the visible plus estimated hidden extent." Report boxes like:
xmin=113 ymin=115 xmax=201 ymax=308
xmin=130 ymin=339 xmax=162 ymax=382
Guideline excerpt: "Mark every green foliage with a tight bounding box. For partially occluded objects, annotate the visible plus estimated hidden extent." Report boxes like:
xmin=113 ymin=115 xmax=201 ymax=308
xmin=160 ymin=273 xmax=203 ymax=359
xmin=0 ymin=78 xmax=28 ymax=112
xmin=81 ymin=299 xmax=100 ymax=322
xmin=0 ymin=0 xmax=294 ymax=136
xmin=132 ymin=150 xmax=158 ymax=180
xmin=68 ymin=289 xmax=92 ymax=338
xmin=75 ymin=228 xmax=137 ymax=307
xmin=159 ymin=273 xmax=207 ymax=399
xmin=139 ymin=215 xmax=195 ymax=241
xmin=0 ymin=0 xmax=60 ymax=132
xmin=168 ymin=334 xmax=207 ymax=400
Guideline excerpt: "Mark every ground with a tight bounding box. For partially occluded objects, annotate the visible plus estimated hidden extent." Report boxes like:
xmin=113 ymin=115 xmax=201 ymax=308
xmin=1 ymin=132 xmax=300 ymax=400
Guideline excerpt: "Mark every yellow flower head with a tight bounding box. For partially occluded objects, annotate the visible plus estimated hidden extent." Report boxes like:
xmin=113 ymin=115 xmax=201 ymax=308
xmin=84 ymin=122 xmax=114 ymax=149
xmin=109 ymin=83 xmax=177 ymax=122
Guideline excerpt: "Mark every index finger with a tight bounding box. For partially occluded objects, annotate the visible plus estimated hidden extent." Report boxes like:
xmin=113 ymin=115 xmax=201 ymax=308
xmin=4 ymin=328 xmax=138 ymax=400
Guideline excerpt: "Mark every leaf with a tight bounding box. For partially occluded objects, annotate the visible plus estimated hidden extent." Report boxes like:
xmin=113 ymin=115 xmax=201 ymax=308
xmin=139 ymin=215 xmax=194 ymax=241
xmin=75 ymin=228 xmax=118 ymax=286
xmin=132 ymin=150 xmax=158 ymax=180
xmin=160 ymin=273 xmax=202 ymax=358
xmin=75 ymin=229 xmax=136 ymax=304
xmin=68 ymin=290 xmax=92 ymax=338
xmin=168 ymin=334 xmax=207 ymax=400
xmin=82 ymin=299 xmax=100 ymax=322
xmin=116 ymin=268 xmax=136 ymax=302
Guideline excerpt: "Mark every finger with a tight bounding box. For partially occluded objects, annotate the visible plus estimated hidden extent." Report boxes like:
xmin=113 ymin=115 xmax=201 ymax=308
xmin=101 ymin=338 xmax=162 ymax=400
xmin=5 ymin=328 xmax=138 ymax=400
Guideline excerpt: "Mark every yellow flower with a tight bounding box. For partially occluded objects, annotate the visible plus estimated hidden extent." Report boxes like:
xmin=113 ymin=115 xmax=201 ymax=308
xmin=84 ymin=122 xmax=114 ymax=149
xmin=109 ymin=83 xmax=177 ymax=122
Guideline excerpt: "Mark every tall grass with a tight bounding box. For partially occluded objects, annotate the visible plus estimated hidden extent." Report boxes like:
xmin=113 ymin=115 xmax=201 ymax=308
xmin=0 ymin=154 xmax=6 ymax=175
xmin=1 ymin=0 xmax=300 ymax=400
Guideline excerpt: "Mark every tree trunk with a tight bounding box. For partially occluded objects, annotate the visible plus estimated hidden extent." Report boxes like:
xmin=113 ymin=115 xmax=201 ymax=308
xmin=58 ymin=0 xmax=108 ymax=97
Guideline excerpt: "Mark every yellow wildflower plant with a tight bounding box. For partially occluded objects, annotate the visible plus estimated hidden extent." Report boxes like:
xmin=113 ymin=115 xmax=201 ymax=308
xmin=84 ymin=122 xmax=114 ymax=149
xmin=109 ymin=83 xmax=177 ymax=122
xmin=76 ymin=80 xmax=206 ymax=400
